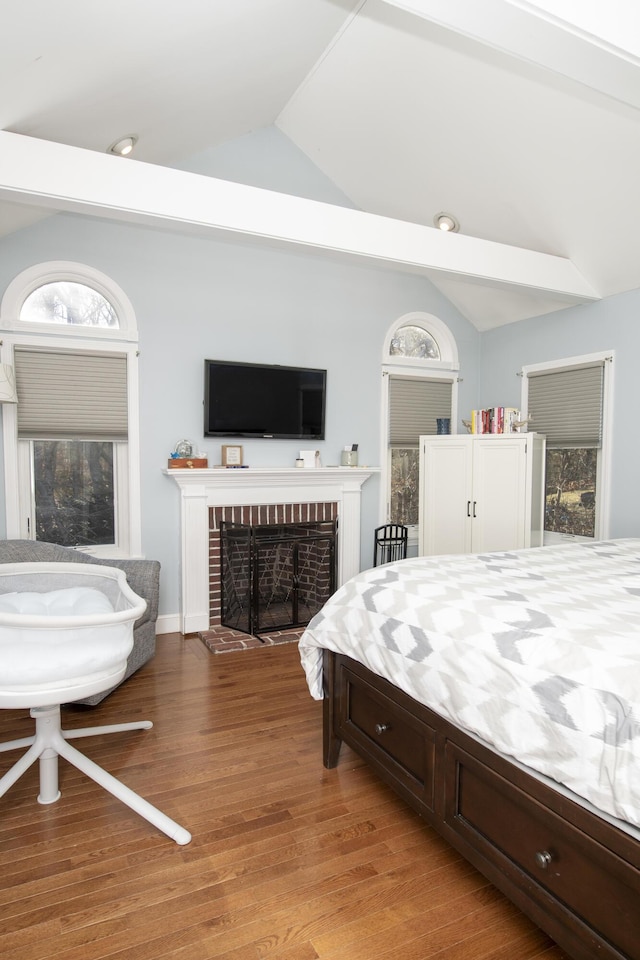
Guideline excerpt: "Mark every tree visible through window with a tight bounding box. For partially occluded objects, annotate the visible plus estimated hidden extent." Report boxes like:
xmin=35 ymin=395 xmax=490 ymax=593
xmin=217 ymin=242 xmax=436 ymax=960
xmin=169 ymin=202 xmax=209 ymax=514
xmin=34 ymin=441 xmax=115 ymax=546
xmin=390 ymin=325 xmax=440 ymax=360
xmin=390 ymin=449 xmax=420 ymax=525
xmin=544 ymin=449 xmax=597 ymax=538
xmin=21 ymin=281 xmax=119 ymax=327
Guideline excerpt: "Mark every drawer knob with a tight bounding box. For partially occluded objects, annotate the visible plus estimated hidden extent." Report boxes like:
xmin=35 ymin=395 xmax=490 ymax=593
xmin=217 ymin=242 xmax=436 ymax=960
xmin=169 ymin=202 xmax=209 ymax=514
xmin=535 ymin=850 xmax=553 ymax=870
xmin=375 ymin=722 xmax=391 ymax=735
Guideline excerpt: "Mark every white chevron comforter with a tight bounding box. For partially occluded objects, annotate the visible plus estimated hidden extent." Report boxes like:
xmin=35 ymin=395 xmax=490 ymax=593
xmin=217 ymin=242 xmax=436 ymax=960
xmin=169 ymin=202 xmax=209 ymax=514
xmin=299 ymin=539 xmax=640 ymax=828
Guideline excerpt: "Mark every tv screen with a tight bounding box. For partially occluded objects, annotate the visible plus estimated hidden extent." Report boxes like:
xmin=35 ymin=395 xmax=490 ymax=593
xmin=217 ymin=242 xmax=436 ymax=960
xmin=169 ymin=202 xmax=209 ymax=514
xmin=204 ymin=359 xmax=326 ymax=440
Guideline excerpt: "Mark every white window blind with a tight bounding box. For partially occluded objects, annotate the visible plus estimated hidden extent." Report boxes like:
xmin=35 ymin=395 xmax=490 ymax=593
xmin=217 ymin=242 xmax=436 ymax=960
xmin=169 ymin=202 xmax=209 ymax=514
xmin=389 ymin=375 xmax=452 ymax=446
xmin=527 ymin=363 xmax=603 ymax=448
xmin=15 ymin=349 xmax=128 ymax=440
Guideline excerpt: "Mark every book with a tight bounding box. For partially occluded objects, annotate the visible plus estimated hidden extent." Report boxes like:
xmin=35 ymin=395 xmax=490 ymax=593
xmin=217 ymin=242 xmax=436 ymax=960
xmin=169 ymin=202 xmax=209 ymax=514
xmin=467 ymin=407 xmax=521 ymax=434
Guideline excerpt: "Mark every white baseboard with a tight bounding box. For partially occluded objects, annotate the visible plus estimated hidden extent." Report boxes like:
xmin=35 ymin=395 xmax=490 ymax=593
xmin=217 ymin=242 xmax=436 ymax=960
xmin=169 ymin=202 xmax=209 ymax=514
xmin=156 ymin=613 xmax=184 ymax=635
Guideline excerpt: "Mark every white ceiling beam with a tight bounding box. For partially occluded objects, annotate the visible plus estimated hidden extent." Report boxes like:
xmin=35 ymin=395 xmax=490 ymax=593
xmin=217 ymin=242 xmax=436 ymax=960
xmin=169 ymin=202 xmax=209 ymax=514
xmin=380 ymin=0 xmax=640 ymax=111
xmin=0 ymin=132 xmax=598 ymax=302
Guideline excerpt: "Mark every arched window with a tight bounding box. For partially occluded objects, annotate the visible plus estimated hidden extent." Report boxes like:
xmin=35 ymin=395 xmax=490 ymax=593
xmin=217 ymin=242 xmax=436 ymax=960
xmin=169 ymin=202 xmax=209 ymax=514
xmin=389 ymin=324 xmax=440 ymax=360
xmin=381 ymin=313 xmax=459 ymax=542
xmin=383 ymin=312 xmax=458 ymax=368
xmin=21 ymin=281 xmax=119 ymax=327
xmin=1 ymin=261 xmax=137 ymax=340
xmin=1 ymin=262 xmax=140 ymax=557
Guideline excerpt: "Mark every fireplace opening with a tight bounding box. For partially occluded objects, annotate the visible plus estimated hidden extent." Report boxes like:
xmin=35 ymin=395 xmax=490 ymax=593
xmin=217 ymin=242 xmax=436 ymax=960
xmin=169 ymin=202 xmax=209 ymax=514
xmin=220 ymin=519 xmax=337 ymax=636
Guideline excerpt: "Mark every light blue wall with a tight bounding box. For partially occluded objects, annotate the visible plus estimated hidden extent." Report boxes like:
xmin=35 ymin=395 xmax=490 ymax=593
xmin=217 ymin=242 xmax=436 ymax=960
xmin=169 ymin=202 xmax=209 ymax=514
xmin=7 ymin=126 xmax=640 ymax=615
xmin=173 ymin=125 xmax=360 ymax=208
xmin=0 ymin=129 xmax=479 ymax=617
xmin=478 ymin=291 xmax=640 ymax=538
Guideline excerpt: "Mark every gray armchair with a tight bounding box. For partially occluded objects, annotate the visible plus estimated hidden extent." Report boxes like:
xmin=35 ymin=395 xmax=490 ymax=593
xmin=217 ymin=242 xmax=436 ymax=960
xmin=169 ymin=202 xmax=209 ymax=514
xmin=0 ymin=540 xmax=159 ymax=705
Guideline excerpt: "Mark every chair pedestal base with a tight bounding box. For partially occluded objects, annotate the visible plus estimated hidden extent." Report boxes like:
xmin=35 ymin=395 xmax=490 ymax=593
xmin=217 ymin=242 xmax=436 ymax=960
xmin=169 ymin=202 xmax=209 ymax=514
xmin=38 ymin=743 xmax=61 ymax=805
xmin=0 ymin=706 xmax=191 ymax=845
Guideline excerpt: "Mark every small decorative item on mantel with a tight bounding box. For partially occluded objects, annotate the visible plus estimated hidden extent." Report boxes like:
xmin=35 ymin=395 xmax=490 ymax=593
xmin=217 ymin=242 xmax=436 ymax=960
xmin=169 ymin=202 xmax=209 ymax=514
xmin=175 ymin=439 xmax=193 ymax=457
xmin=299 ymin=449 xmax=320 ymax=468
xmin=221 ymin=444 xmax=245 ymax=468
xmin=340 ymin=444 xmax=359 ymax=466
xmin=168 ymin=439 xmax=208 ymax=469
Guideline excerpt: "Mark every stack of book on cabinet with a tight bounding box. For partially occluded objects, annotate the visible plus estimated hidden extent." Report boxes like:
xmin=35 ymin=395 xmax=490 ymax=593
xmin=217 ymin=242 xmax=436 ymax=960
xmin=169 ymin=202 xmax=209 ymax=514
xmin=469 ymin=407 xmax=520 ymax=434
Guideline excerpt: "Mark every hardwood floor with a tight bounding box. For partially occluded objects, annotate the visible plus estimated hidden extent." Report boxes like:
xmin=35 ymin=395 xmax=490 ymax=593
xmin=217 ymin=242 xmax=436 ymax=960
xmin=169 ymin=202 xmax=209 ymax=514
xmin=0 ymin=635 xmax=568 ymax=960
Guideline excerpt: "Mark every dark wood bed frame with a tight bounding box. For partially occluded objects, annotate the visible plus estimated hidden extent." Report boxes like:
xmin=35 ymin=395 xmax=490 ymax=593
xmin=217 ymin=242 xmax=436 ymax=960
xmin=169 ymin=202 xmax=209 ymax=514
xmin=323 ymin=649 xmax=640 ymax=960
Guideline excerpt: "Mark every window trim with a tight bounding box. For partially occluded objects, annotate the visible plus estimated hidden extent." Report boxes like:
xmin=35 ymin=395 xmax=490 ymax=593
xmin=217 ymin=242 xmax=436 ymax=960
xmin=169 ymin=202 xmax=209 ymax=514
xmin=381 ymin=312 xmax=459 ymax=541
xmin=0 ymin=261 xmax=138 ymax=342
xmin=1 ymin=262 xmax=141 ymax=557
xmin=521 ymin=350 xmax=613 ymax=543
xmin=1 ymin=335 xmax=141 ymax=556
xmin=382 ymin=312 xmax=459 ymax=370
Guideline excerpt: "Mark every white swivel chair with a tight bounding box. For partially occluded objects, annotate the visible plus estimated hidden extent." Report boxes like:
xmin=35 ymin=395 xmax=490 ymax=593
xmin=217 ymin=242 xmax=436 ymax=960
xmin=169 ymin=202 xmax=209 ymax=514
xmin=0 ymin=562 xmax=190 ymax=845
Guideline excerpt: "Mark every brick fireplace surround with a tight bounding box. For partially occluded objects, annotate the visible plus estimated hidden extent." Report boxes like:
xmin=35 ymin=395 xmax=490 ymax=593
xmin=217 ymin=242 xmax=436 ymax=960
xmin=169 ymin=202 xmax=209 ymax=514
xmin=165 ymin=467 xmax=376 ymax=634
xmin=209 ymin=501 xmax=338 ymax=626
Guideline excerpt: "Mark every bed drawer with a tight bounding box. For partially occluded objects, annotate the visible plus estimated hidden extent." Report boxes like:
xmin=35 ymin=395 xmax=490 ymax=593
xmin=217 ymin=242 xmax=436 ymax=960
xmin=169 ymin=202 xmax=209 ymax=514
xmin=444 ymin=742 xmax=640 ymax=959
xmin=336 ymin=663 xmax=436 ymax=812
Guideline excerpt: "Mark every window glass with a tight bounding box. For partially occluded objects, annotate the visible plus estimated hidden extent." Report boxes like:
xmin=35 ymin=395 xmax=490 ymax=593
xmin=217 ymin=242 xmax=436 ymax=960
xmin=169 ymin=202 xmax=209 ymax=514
xmin=33 ymin=440 xmax=115 ymax=546
xmin=21 ymin=281 xmax=119 ymax=328
xmin=523 ymin=353 xmax=610 ymax=543
xmin=390 ymin=449 xmax=420 ymax=525
xmin=544 ymin=448 xmax=597 ymax=538
xmin=390 ymin=324 xmax=440 ymax=359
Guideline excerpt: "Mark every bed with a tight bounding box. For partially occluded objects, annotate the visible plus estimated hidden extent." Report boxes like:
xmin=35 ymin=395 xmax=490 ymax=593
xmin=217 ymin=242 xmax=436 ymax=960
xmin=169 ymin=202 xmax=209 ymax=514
xmin=299 ymin=539 xmax=640 ymax=960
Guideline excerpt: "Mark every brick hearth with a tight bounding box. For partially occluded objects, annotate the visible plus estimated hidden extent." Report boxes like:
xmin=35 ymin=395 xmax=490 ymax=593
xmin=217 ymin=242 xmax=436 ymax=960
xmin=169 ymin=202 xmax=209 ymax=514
xmin=199 ymin=624 xmax=304 ymax=653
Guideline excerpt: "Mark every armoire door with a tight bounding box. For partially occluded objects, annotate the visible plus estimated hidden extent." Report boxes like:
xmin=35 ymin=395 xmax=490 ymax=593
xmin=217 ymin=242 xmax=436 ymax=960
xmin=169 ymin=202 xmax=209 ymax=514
xmin=419 ymin=438 xmax=473 ymax=555
xmin=470 ymin=437 xmax=527 ymax=552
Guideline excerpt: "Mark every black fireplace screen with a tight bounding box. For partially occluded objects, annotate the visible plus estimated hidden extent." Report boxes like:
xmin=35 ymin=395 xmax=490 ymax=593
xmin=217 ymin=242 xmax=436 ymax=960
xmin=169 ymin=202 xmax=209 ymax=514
xmin=220 ymin=520 xmax=337 ymax=636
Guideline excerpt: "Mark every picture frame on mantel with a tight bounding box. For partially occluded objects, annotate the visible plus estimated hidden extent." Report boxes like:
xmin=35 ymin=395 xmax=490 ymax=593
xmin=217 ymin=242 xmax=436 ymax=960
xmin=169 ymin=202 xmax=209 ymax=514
xmin=221 ymin=444 xmax=243 ymax=467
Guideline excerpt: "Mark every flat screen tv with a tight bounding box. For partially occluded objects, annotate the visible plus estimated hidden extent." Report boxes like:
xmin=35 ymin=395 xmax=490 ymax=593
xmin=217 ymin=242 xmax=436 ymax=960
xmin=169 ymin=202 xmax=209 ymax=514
xmin=204 ymin=359 xmax=326 ymax=439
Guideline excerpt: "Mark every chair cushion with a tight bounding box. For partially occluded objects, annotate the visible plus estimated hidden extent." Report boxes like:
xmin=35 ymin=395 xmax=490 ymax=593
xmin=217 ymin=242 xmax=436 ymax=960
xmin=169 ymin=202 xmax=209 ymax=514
xmin=0 ymin=586 xmax=133 ymax=688
xmin=0 ymin=541 xmax=160 ymax=627
xmin=0 ymin=586 xmax=114 ymax=617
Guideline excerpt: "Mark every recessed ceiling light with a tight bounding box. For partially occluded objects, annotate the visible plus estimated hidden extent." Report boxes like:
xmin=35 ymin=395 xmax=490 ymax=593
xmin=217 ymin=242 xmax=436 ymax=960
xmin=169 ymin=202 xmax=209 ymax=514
xmin=434 ymin=212 xmax=460 ymax=233
xmin=107 ymin=135 xmax=138 ymax=157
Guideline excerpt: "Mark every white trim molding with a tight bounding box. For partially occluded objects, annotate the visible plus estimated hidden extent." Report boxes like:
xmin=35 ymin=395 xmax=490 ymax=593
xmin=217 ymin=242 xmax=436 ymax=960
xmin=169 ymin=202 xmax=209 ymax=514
xmin=380 ymin=311 xmax=460 ymax=532
xmin=382 ymin=311 xmax=460 ymax=369
xmin=521 ymin=349 xmax=614 ymax=542
xmin=0 ymin=335 xmax=142 ymax=556
xmin=0 ymin=259 xmax=142 ymax=556
xmin=0 ymin=131 xmax=599 ymax=307
xmin=164 ymin=466 xmax=377 ymax=634
xmin=1 ymin=260 xmax=138 ymax=342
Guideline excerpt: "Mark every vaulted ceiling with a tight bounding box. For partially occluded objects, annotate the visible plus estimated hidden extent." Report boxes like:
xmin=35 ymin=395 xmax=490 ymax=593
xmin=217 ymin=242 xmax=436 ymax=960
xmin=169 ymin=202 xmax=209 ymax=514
xmin=2 ymin=0 xmax=640 ymax=331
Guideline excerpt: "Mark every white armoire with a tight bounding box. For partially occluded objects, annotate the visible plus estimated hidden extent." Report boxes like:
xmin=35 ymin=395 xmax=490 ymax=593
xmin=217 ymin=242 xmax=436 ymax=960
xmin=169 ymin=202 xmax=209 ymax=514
xmin=418 ymin=433 xmax=546 ymax=556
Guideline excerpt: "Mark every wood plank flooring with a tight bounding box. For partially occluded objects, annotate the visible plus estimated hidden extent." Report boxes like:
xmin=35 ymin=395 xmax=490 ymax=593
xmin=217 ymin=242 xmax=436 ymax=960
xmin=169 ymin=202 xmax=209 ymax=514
xmin=0 ymin=635 xmax=568 ymax=960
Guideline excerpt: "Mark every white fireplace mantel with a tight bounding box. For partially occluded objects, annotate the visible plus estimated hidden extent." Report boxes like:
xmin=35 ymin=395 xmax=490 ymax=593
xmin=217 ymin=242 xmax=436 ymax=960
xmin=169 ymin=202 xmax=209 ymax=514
xmin=164 ymin=466 xmax=377 ymax=633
